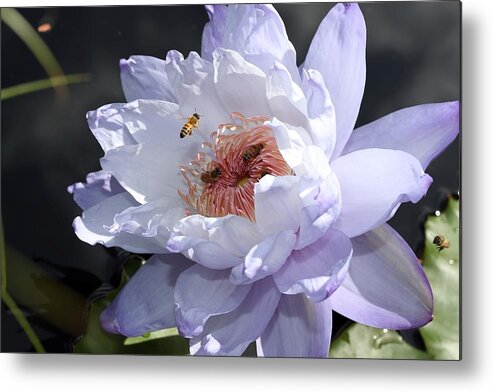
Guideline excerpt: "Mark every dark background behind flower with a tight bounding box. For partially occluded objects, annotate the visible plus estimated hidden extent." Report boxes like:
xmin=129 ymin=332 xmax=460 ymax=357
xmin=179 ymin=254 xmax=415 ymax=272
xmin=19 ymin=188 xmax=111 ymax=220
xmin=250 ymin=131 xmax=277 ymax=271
xmin=1 ymin=2 xmax=460 ymax=353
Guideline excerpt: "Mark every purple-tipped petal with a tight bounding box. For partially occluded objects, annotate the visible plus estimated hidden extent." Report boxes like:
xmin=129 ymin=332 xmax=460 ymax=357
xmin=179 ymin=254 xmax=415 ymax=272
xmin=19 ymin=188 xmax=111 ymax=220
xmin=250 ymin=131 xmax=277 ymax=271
xmin=202 ymin=5 xmax=228 ymax=61
xmin=257 ymin=294 xmax=332 ymax=358
xmin=120 ymin=55 xmax=176 ymax=103
xmin=103 ymin=254 xmax=194 ymax=337
xmin=341 ymin=101 xmax=460 ymax=169
xmin=330 ymin=224 xmax=434 ymax=329
xmin=100 ymin=300 xmax=119 ymax=334
xmin=67 ymin=170 xmax=124 ymax=210
xmin=331 ymin=148 xmax=432 ymax=238
xmin=174 ymin=264 xmax=251 ymax=337
xmin=230 ymin=230 xmax=297 ymax=285
xmin=303 ymin=3 xmax=366 ymax=160
xmin=190 ymin=277 xmax=280 ymax=356
xmin=203 ymin=4 xmax=299 ymax=82
xmin=73 ymin=192 xmax=166 ymax=254
xmin=274 ymin=229 xmax=352 ymax=302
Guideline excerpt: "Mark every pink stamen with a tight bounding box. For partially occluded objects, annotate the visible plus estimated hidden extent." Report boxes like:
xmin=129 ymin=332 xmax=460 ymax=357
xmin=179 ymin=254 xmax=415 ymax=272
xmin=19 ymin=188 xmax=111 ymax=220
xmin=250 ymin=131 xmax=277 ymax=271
xmin=179 ymin=113 xmax=291 ymax=221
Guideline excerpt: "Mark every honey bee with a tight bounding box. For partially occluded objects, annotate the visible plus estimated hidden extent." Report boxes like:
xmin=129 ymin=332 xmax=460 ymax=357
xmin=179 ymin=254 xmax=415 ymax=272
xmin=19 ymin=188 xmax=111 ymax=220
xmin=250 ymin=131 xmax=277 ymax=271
xmin=180 ymin=112 xmax=201 ymax=138
xmin=242 ymin=143 xmax=264 ymax=161
xmin=433 ymin=235 xmax=450 ymax=252
xmin=200 ymin=167 xmax=222 ymax=184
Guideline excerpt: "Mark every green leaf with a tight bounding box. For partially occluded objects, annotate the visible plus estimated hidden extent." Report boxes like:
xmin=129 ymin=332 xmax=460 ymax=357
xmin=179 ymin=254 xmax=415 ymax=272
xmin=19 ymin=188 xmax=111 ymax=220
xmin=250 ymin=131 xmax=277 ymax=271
xmin=124 ymin=328 xmax=179 ymax=345
xmin=329 ymin=324 xmax=431 ymax=359
xmin=420 ymin=197 xmax=460 ymax=360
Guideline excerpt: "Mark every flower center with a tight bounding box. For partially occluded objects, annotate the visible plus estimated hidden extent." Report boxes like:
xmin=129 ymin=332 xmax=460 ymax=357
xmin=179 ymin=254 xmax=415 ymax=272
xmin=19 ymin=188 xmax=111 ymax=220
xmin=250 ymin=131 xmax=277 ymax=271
xmin=179 ymin=113 xmax=292 ymax=221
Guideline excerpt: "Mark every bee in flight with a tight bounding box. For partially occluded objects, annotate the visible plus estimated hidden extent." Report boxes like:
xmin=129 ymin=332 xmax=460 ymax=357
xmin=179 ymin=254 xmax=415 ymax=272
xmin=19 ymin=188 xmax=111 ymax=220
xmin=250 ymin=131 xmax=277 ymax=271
xmin=242 ymin=143 xmax=264 ymax=161
xmin=180 ymin=112 xmax=201 ymax=138
xmin=200 ymin=167 xmax=222 ymax=184
xmin=433 ymin=235 xmax=450 ymax=252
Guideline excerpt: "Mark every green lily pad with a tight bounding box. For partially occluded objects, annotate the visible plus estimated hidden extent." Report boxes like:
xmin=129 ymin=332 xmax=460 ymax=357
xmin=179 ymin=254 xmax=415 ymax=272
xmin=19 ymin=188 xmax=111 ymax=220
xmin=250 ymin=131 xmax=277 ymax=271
xmin=420 ymin=196 xmax=460 ymax=360
xmin=329 ymin=323 xmax=430 ymax=359
xmin=330 ymin=324 xmax=431 ymax=359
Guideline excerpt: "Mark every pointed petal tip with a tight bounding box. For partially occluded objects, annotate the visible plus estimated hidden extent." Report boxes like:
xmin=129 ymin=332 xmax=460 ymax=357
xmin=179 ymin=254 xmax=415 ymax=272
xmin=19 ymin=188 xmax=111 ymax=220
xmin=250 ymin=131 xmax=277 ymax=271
xmin=119 ymin=57 xmax=136 ymax=72
xmin=100 ymin=301 xmax=121 ymax=334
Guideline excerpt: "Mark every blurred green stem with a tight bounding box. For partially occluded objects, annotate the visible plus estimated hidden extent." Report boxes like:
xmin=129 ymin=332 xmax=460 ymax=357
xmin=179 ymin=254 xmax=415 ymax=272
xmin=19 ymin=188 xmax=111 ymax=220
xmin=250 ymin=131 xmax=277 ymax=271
xmin=0 ymin=215 xmax=46 ymax=353
xmin=1 ymin=8 xmax=67 ymax=94
xmin=1 ymin=73 xmax=92 ymax=100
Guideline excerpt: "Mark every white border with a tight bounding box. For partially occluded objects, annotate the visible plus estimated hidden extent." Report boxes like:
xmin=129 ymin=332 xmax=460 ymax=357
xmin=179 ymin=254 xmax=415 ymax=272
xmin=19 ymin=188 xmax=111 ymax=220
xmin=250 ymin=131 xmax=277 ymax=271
xmin=2 ymin=0 xmax=492 ymax=390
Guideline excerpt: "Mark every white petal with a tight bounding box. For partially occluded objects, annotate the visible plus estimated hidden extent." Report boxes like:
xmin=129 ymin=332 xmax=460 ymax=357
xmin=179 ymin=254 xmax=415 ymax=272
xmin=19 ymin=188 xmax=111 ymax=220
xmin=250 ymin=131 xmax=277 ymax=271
xmin=230 ymin=230 xmax=297 ymax=285
xmin=268 ymin=118 xmax=312 ymax=175
xmin=120 ymin=55 xmax=176 ymax=103
xmin=254 ymin=175 xmax=302 ymax=235
xmin=213 ymin=48 xmax=271 ymax=118
xmin=86 ymin=99 xmax=181 ymax=153
xmin=105 ymin=197 xmax=185 ymax=246
xmin=67 ymin=170 xmax=124 ymax=210
xmin=266 ymin=62 xmax=307 ymax=127
xmin=165 ymin=50 xmax=227 ymax=134
xmin=301 ymin=68 xmax=337 ymax=159
xmin=73 ymin=193 xmax=166 ymax=253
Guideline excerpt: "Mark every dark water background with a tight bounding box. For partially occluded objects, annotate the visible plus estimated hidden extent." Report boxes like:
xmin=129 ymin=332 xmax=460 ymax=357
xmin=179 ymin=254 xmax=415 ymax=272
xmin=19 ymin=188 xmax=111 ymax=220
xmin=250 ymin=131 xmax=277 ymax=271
xmin=1 ymin=2 xmax=460 ymax=353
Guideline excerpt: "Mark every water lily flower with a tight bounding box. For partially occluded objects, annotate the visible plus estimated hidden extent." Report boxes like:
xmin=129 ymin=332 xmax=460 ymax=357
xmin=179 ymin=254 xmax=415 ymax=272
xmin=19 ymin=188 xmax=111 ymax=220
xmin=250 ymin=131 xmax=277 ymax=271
xmin=69 ymin=3 xmax=459 ymax=357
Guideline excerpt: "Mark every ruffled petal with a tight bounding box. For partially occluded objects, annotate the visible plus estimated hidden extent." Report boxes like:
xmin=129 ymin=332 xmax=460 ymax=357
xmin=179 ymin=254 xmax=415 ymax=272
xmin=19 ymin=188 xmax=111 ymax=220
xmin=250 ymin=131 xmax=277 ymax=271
xmin=105 ymin=197 xmax=185 ymax=247
xmin=190 ymin=277 xmax=280 ymax=356
xmin=174 ymin=264 xmax=251 ymax=337
xmin=101 ymin=144 xmax=179 ymax=204
xmin=268 ymin=118 xmax=313 ymax=175
xmin=67 ymin=170 xmax=124 ymax=210
xmin=254 ymin=174 xmax=301 ymax=235
xmin=341 ymin=101 xmax=460 ymax=169
xmin=73 ymin=193 xmax=166 ymax=253
xmin=274 ymin=229 xmax=352 ymax=302
xmin=203 ymin=4 xmax=299 ymax=83
xmin=230 ymin=230 xmax=297 ymax=285
xmin=213 ymin=48 xmax=271 ymax=118
xmin=295 ymin=151 xmax=342 ymax=249
xmin=301 ymin=68 xmax=337 ymax=159
xmin=331 ymin=148 xmax=432 ymax=238
xmin=330 ymin=224 xmax=434 ymax=329
xmin=257 ymin=294 xmax=332 ymax=358
xmin=120 ymin=55 xmax=176 ymax=103
xmin=100 ymin=254 xmax=193 ymax=336
xmin=266 ymin=61 xmax=307 ymax=127
xmin=303 ymin=3 xmax=366 ymax=159
xmin=86 ymin=99 xmax=182 ymax=153
xmin=165 ymin=50 xmax=227 ymax=133
xmin=167 ymin=214 xmax=262 ymax=269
